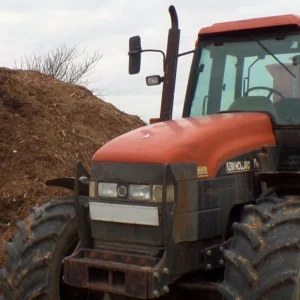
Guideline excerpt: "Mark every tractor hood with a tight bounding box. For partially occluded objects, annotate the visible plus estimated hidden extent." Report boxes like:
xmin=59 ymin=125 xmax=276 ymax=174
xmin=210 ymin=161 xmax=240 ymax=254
xmin=92 ymin=112 xmax=276 ymax=177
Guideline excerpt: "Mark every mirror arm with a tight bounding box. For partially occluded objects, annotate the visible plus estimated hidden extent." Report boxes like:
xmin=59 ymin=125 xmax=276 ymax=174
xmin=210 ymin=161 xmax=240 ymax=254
xmin=129 ymin=49 xmax=166 ymax=72
xmin=142 ymin=49 xmax=166 ymax=72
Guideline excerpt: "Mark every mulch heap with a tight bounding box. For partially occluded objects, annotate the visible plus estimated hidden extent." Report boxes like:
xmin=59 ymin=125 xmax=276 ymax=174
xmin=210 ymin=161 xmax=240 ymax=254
xmin=0 ymin=67 xmax=146 ymax=268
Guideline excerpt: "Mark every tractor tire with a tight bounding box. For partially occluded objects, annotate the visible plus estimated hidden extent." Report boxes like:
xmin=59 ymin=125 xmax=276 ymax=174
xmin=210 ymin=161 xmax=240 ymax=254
xmin=219 ymin=193 xmax=300 ymax=299
xmin=1 ymin=196 xmax=101 ymax=300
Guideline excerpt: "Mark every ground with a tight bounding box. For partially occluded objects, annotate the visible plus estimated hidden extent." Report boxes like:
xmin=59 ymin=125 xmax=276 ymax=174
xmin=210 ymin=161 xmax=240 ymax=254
xmin=0 ymin=67 xmax=145 ymax=272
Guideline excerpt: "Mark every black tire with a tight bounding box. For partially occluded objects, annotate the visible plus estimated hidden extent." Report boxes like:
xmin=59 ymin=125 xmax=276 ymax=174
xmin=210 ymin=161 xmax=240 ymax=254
xmin=1 ymin=196 xmax=100 ymax=300
xmin=219 ymin=193 xmax=300 ymax=299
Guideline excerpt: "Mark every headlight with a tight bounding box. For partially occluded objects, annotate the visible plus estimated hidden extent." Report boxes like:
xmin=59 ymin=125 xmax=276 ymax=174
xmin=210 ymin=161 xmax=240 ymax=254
xmin=98 ymin=183 xmax=118 ymax=198
xmin=129 ymin=185 xmax=151 ymax=200
xmin=89 ymin=181 xmax=174 ymax=203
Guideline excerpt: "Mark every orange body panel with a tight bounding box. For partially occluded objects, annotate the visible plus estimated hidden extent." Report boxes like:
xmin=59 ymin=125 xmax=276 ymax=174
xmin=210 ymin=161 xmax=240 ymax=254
xmin=198 ymin=14 xmax=300 ymax=36
xmin=92 ymin=113 xmax=276 ymax=177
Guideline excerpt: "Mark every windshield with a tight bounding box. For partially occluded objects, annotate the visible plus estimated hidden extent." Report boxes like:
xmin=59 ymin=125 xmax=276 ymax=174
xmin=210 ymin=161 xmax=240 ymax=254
xmin=188 ymin=32 xmax=300 ymax=124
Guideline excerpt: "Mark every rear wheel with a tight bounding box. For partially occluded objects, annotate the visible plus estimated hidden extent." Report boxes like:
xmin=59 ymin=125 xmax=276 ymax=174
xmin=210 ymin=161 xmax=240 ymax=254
xmin=1 ymin=197 xmax=103 ymax=300
xmin=219 ymin=193 xmax=300 ymax=299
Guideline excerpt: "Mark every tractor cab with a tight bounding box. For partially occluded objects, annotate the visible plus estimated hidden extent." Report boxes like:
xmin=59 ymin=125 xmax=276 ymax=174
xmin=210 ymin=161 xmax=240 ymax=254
xmin=129 ymin=13 xmax=300 ymax=125
xmin=183 ymin=15 xmax=300 ymax=125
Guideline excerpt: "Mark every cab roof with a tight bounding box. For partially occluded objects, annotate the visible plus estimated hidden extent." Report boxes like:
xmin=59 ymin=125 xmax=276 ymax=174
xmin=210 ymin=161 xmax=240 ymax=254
xmin=199 ymin=14 xmax=300 ymax=36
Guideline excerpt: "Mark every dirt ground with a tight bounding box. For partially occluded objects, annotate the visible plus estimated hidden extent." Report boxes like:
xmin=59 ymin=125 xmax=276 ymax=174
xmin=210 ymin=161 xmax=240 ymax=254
xmin=0 ymin=67 xmax=145 ymax=270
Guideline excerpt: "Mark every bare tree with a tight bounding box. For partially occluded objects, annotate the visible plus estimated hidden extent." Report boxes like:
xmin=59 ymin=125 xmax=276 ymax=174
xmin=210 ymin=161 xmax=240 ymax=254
xmin=17 ymin=44 xmax=102 ymax=88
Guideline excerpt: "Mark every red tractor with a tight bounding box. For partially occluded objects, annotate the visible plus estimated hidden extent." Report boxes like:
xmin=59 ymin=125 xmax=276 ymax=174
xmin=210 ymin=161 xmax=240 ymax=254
xmin=2 ymin=5 xmax=300 ymax=300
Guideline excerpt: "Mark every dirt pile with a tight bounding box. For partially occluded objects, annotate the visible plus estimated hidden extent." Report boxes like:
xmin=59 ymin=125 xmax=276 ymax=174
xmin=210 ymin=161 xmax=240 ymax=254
xmin=0 ymin=67 xmax=145 ymax=267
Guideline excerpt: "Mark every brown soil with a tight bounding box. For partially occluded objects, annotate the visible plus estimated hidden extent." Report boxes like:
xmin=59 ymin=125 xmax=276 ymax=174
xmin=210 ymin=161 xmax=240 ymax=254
xmin=0 ymin=67 xmax=145 ymax=270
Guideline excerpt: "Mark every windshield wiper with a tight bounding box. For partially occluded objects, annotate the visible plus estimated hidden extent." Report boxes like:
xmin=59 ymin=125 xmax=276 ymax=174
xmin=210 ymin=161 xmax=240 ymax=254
xmin=249 ymin=34 xmax=296 ymax=78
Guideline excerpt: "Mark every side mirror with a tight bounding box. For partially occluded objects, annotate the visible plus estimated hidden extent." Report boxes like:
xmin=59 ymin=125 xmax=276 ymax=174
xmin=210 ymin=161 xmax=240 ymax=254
xmin=128 ymin=36 xmax=142 ymax=75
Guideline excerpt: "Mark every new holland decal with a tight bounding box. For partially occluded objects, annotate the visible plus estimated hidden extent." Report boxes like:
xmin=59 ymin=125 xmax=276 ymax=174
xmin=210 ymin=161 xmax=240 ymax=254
xmin=226 ymin=158 xmax=260 ymax=174
xmin=226 ymin=161 xmax=251 ymax=172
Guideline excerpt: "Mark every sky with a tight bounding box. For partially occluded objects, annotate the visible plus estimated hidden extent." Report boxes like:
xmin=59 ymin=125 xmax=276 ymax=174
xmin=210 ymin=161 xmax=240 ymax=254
xmin=1 ymin=0 xmax=299 ymax=123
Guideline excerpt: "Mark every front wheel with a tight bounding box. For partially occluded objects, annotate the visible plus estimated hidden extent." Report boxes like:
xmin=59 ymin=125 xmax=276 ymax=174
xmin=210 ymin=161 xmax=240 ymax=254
xmin=219 ymin=194 xmax=300 ymax=299
xmin=1 ymin=196 xmax=102 ymax=300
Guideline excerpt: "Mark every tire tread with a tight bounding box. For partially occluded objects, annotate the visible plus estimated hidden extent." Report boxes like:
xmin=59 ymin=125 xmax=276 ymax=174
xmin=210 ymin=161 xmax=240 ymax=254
xmin=220 ymin=195 xmax=300 ymax=299
xmin=1 ymin=197 xmax=77 ymax=300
